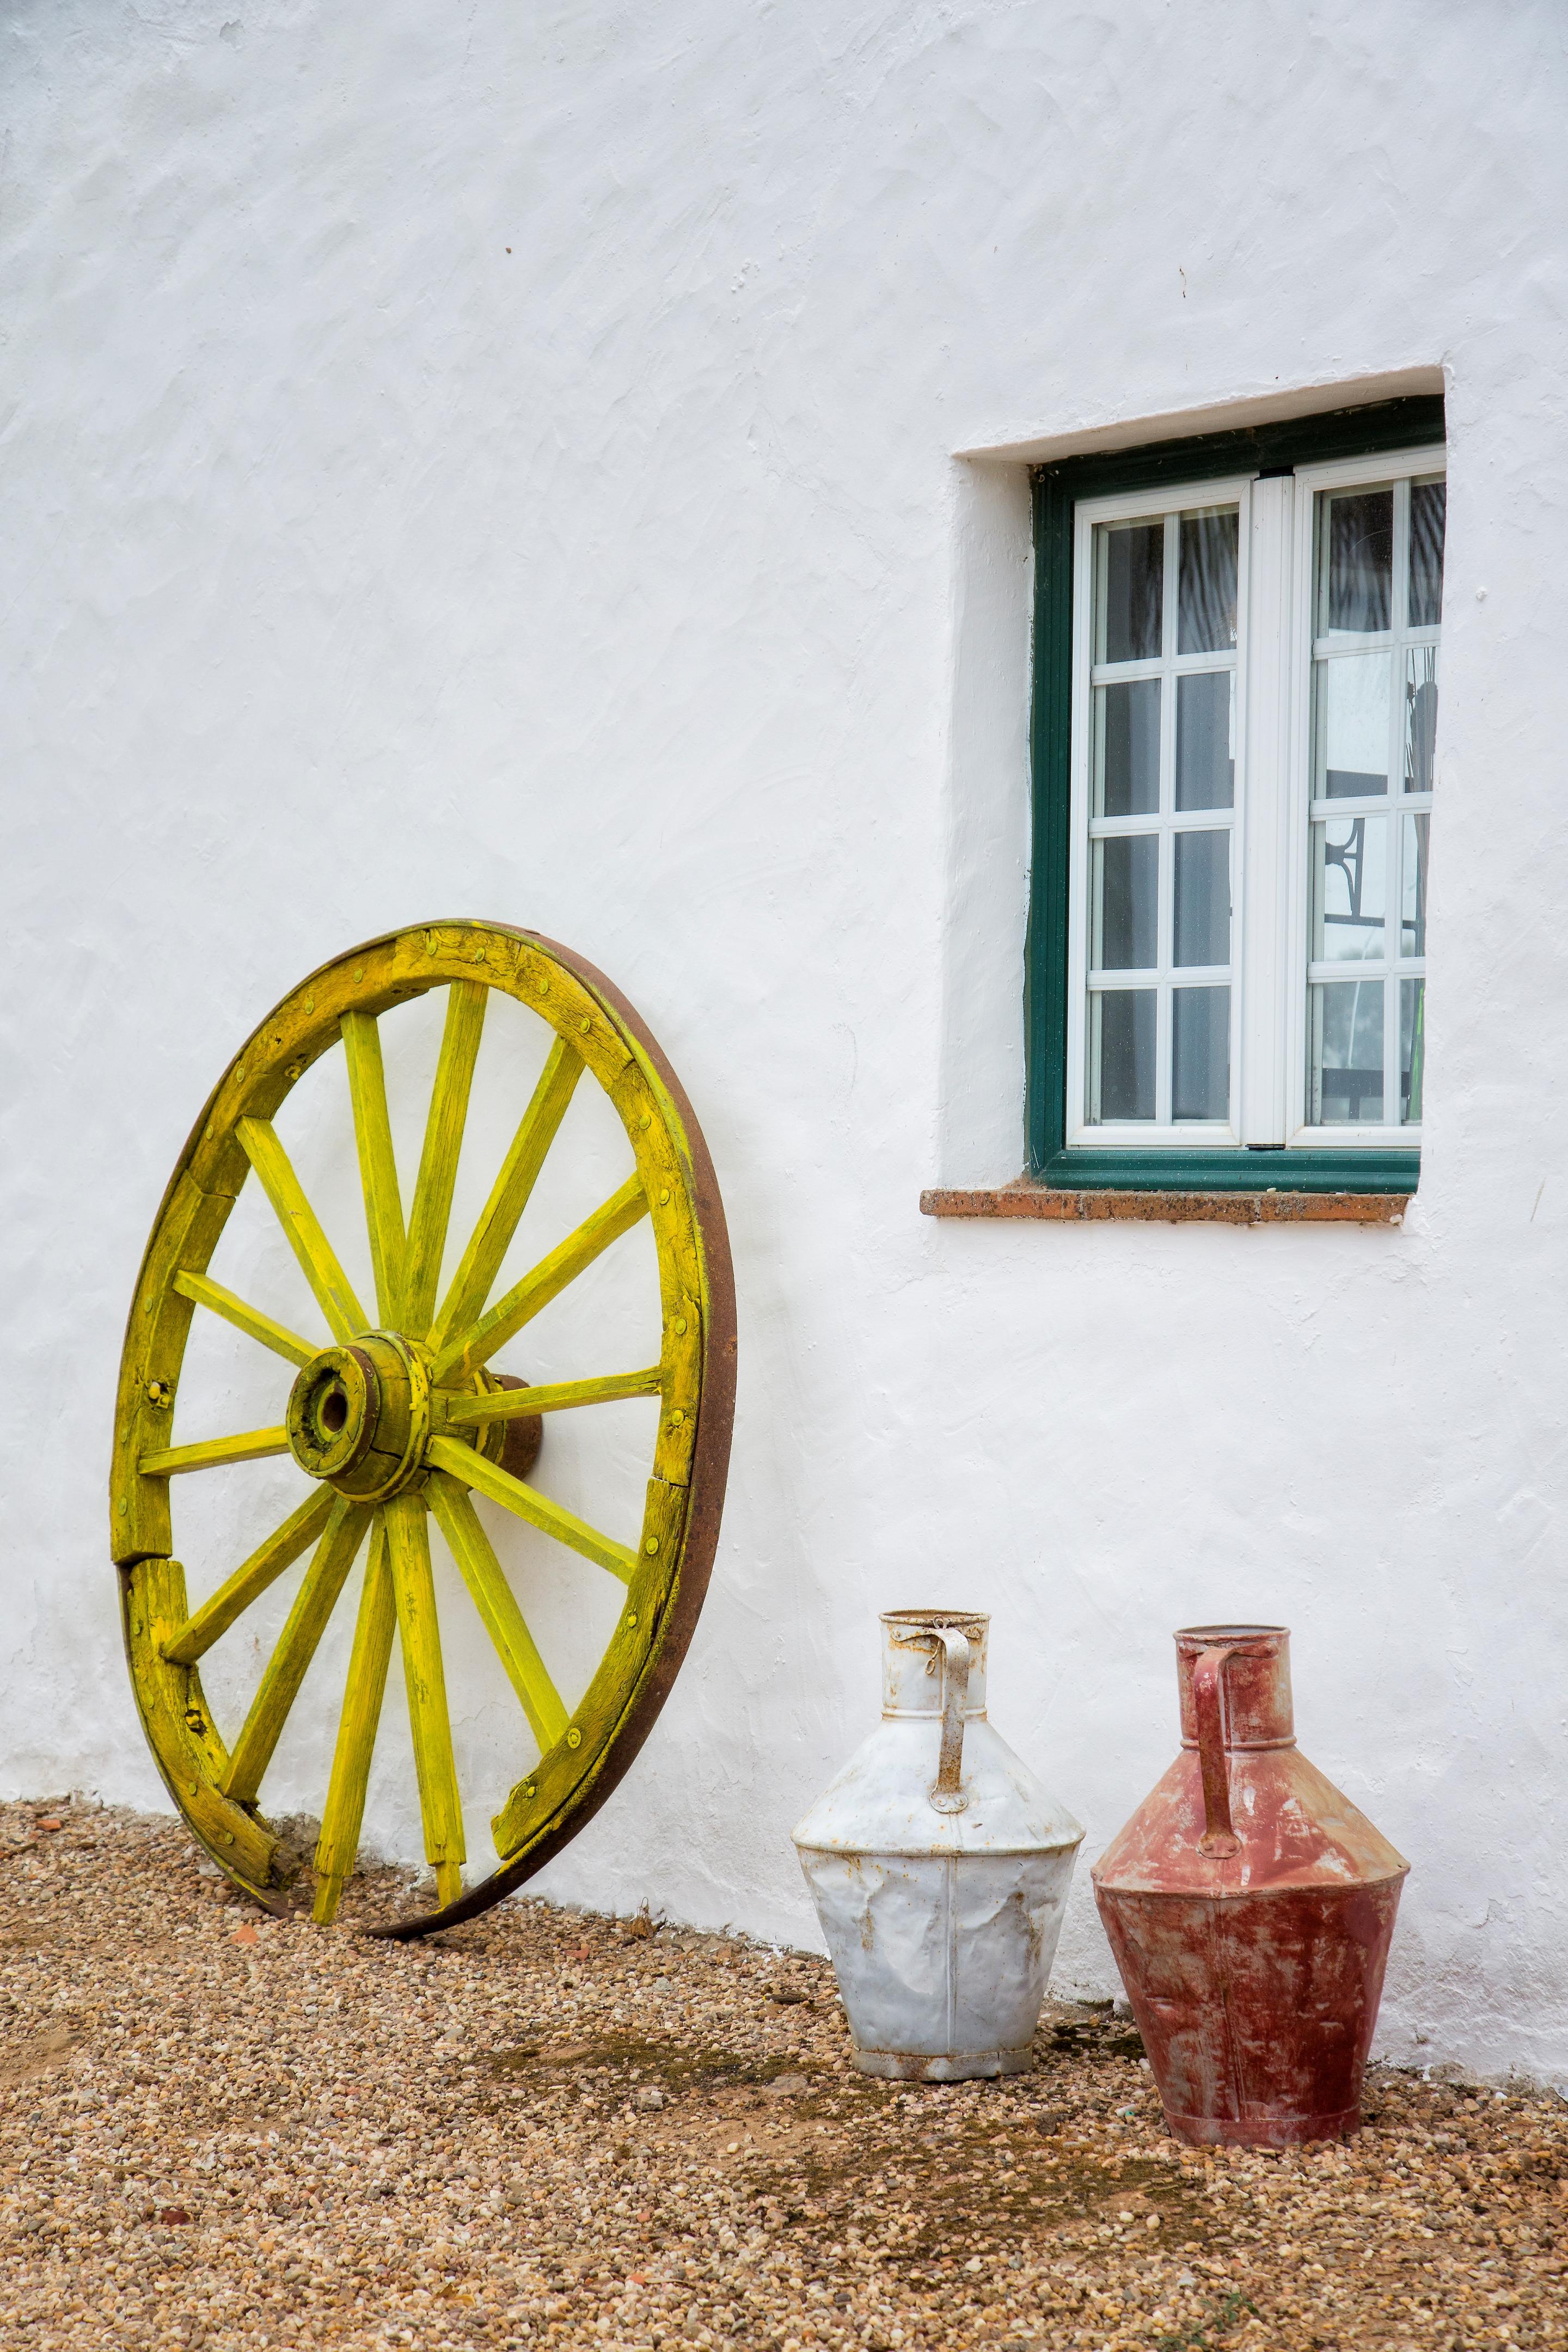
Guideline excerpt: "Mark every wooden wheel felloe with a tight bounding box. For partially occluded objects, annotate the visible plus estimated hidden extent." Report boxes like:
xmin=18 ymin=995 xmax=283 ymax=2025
xmin=110 ymin=922 xmax=736 ymax=1939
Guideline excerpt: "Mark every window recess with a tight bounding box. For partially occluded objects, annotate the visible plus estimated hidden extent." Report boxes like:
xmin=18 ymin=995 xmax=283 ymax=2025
xmin=1026 ymin=395 xmax=1444 ymax=1195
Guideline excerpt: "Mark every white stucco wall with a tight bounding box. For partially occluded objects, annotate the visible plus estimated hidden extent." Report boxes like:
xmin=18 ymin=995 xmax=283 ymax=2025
xmin=4 ymin=0 xmax=1567 ymax=2085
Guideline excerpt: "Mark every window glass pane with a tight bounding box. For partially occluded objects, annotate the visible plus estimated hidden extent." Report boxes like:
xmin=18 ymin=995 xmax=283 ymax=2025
xmin=1097 ymin=520 xmax=1163 ymax=663
xmin=1092 ymin=990 xmax=1156 ymax=1121
xmin=1313 ymin=816 xmax=1386 ymax=963
xmin=1404 ymin=646 xmax=1438 ymax=794
xmin=1315 ymin=650 xmax=1391 ymax=799
xmin=1093 ymin=835 xmax=1157 ymax=970
xmin=1401 ymin=978 xmax=1425 ymax=1125
xmin=1173 ymin=830 xmax=1230 ymax=967
xmin=1178 ymin=509 xmax=1238 ymax=654
xmin=1094 ymin=678 xmax=1160 ymax=816
xmin=1408 ymin=479 xmax=1446 ymax=628
xmin=1173 ymin=987 xmax=1229 ymax=1120
xmin=1175 ymin=670 xmax=1234 ymax=810
xmin=1310 ymin=979 xmax=1385 ymax=1124
xmin=1401 ymin=813 xmax=1429 ymax=957
xmin=1320 ymin=488 xmax=1393 ymax=635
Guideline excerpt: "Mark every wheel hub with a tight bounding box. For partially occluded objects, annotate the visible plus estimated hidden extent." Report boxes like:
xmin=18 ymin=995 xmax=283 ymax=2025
xmin=286 ymin=1333 xmax=431 ymax=1501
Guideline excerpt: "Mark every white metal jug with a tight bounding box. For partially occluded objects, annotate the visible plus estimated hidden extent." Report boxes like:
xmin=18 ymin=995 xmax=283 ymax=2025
xmin=792 ymin=1609 xmax=1084 ymax=2080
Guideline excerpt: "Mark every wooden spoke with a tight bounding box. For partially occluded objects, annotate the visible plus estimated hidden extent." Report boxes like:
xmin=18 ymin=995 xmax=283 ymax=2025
xmin=161 ymin=1489 xmax=336 ymax=1666
xmin=139 ymin=1425 xmax=290 ymax=1477
xmin=237 ymin=1117 xmax=369 ymax=1343
xmin=443 ymin=1367 xmax=664 ymax=1425
xmin=341 ymin=1011 xmax=406 ymax=1326
xmin=427 ymin=1038 xmax=585 ymax=1356
xmin=426 ymin=1473 xmax=571 ymax=1753
xmin=222 ymin=1498 xmax=373 ymax=1804
xmin=401 ymin=980 xmax=487 ymax=1336
xmin=430 ymin=1174 xmax=649 ymax=1385
xmin=383 ymin=1489 xmax=465 ymax=1894
xmin=426 ymin=1431 xmax=638 ymax=1583
xmin=172 ymin=1271 xmax=316 ymax=1368
xmin=313 ymin=1518 xmax=397 ymax=1927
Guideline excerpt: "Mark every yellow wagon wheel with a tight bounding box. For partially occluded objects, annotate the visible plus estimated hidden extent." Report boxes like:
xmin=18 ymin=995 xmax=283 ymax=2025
xmin=109 ymin=921 xmax=735 ymax=1939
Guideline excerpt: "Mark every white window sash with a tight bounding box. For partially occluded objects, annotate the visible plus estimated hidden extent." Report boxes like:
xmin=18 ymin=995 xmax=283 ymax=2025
xmin=1064 ymin=476 xmax=1253 ymax=1150
xmin=1283 ymin=443 xmax=1444 ymax=1148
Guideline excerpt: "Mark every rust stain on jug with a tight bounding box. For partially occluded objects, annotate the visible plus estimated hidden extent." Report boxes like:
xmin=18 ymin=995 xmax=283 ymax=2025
xmin=1093 ymin=1624 xmax=1408 ymax=2148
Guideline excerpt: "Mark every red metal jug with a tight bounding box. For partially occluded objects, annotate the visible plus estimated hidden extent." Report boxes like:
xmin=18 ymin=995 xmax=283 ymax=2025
xmin=1093 ymin=1625 xmax=1408 ymax=2147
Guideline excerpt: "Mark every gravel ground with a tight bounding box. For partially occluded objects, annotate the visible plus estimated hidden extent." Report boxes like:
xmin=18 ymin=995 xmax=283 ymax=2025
xmin=2 ymin=1798 xmax=1565 ymax=2352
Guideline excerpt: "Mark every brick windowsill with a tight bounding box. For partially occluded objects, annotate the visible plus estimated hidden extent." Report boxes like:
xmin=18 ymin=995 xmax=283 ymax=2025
xmin=920 ymin=1182 xmax=1411 ymax=1226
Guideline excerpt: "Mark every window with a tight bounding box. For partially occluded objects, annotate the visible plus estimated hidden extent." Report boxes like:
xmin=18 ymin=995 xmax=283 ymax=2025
xmin=1027 ymin=396 xmax=1444 ymax=1191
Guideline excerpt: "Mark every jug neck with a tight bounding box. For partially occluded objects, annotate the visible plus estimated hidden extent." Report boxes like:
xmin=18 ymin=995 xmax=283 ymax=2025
xmin=880 ymin=1609 xmax=989 ymax=1717
xmin=1175 ymin=1624 xmax=1295 ymax=1750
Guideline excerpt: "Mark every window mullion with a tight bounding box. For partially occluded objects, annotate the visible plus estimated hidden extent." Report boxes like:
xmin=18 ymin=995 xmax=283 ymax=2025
xmin=1237 ymin=475 xmax=1294 ymax=1145
xmin=1385 ymin=480 xmax=1411 ymax=1126
xmin=1156 ymin=513 xmax=1178 ymax=1125
xmin=1156 ymin=831 xmax=1173 ymax=1124
xmin=1063 ymin=507 xmax=1095 ymax=1143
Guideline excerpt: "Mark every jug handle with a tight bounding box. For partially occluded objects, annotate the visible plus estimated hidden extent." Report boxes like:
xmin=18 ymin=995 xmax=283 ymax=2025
xmin=1193 ymin=1645 xmax=1241 ymax=1859
xmin=924 ymin=1628 xmax=972 ymax=1815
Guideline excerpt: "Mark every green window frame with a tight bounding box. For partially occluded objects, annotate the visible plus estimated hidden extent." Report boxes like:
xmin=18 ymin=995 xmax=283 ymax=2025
xmin=1025 ymin=393 xmax=1444 ymax=1192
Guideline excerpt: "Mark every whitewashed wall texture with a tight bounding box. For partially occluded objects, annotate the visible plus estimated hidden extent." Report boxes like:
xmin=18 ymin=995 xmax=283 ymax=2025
xmin=3 ymin=0 xmax=1567 ymax=2086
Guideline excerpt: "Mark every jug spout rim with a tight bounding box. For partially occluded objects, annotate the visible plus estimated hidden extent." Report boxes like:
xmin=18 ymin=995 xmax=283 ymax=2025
xmin=1175 ymin=1622 xmax=1287 ymax=1645
xmin=883 ymin=1608 xmax=989 ymax=1633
